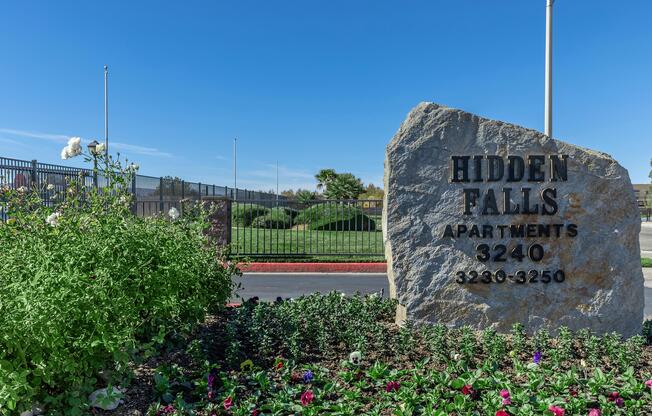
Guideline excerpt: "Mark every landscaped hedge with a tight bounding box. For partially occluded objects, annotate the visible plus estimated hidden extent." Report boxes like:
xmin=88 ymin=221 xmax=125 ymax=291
xmin=232 ymin=203 xmax=269 ymax=226
xmin=251 ymin=207 xmax=292 ymax=229
xmin=0 ymin=157 xmax=235 ymax=413
xmin=293 ymin=204 xmax=376 ymax=231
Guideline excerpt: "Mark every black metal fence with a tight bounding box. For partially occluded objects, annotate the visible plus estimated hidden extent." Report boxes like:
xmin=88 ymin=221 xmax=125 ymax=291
xmin=1 ymin=156 xmax=283 ymax=219
xmin=230 ymin=199 xmax=384 ymax=258
xmin=1 ymin=156 xmax=384 ymax=258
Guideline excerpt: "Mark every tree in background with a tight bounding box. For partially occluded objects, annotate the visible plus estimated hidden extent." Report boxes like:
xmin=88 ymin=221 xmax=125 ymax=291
xmin=296 ymin=190 xmax=318 ymax=203
xmin=322 ymin=172 xmax=365 ymax=200
xmin=315 ymin=169 xmax=337 ymax=191
xmin=155 ymin=176 xmax=199 ymax=199
xmin=359 ymin=183 xmax=384 ymax=200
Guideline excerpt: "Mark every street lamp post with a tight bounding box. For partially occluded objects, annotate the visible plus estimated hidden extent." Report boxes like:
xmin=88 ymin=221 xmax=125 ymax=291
xmin=544 ymin=0 xmax=554 ymax=138
xmin=87 ymin=140 xmax=100 ymax=188
xmin=104 ymin=65 xmax=109 ymax=165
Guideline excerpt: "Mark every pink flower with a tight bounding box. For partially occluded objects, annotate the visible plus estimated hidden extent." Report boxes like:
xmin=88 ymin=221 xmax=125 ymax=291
xmin=500 ymin=389 xmax=510 ymax=399
xmin=461 ymin=384 xmax=473 ymax=395
xmin=223 ymin=396 xmax=233 ymax=410
xmin=385 ymin=381 xmax=400 ymax=392
xmin=502 ymin=398 xmax=512 ymax=405
xmin=588 ymin=409 xmax=601 ymax=416
xmin=646 ymin=379 xmax=652 ymax=389
xmin=548 ymin=405 xmax=565 ymax=416
xmin=301 ymin=390 xmax=314 ymax=406
xmin=496 ymin=411 xmax=510 ymax=416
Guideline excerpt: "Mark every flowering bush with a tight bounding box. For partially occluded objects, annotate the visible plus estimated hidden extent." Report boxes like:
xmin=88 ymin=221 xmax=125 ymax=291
xmin=0 ymin=150 xmax=235 ymax=413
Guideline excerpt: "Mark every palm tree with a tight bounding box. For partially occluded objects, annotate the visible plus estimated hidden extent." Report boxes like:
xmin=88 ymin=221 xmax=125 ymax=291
xmin=315 ymin=169 xmax=337 ymax=191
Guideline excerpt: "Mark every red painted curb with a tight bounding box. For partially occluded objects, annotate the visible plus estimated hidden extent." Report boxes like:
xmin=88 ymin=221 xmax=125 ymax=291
xmin=240 ymin=262 xmax=387 ymax=273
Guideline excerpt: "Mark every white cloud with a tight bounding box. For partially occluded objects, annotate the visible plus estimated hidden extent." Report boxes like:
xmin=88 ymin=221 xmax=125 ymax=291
xmin=0 ymin=128 xmax=171 ymax=158
xmin=0 ymin=128 xmax=68 ymax=143
xmin=110 ymin=142 xmax=172 ymax=158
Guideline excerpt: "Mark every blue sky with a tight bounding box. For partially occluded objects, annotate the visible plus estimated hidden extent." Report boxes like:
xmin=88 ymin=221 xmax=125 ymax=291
xmin=0 ymin=1 xmax=650 ymax=191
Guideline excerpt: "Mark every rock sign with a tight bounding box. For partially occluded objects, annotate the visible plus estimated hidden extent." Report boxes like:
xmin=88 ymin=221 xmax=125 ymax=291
xmin=383 ymin=103 xmax=643 ymax=336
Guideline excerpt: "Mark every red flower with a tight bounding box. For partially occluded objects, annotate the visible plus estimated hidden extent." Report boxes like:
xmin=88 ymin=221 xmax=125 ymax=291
xmin=251 ymin=410 xmax=260 ymax=416
xmin=568 ymin=387 xmax=578 ymax=397
xmin=548 ymin=405 xmax=565 ymax=416
xmin=301 ymin=390 xmax=314 ymax=406
xmin=461 ymin=384 xmax=473 ymax=395
xmin=276 ymin=360 xmax=284 ymax=370
xmin=223 ymin=396 xmax=233 ymax=410
xmin=608 ymin=391 xmax=619 ymax=401
xmin=385 ymin=381 xmax=400 ymax=392
xmin=496 ymin=411 xmax=510 ymax=416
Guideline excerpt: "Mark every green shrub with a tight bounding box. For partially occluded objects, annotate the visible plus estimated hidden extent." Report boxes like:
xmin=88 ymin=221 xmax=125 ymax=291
xmin=293 ymin=204 xmax=376 ymax=231
xmin=0 ymin=154 xmax=235 ymax=413
xmin=232 ymin=203 xmax=269 ymax=226
xmin=251 ymin=207 xmax=292 ymax=229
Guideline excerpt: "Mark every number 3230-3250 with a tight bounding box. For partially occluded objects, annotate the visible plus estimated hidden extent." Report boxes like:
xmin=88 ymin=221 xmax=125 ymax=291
xmin=455 ymin=270 xmax=565 ymax=284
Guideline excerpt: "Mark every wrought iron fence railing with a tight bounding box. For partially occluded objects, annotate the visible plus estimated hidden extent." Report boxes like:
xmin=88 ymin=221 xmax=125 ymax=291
xmin=1 ymin=156 xmax=283 ymax=219
xmin=1 ymin=157 xmax=384 ymax=258
xmin=230 ymin=199 xmax=384 ymax=258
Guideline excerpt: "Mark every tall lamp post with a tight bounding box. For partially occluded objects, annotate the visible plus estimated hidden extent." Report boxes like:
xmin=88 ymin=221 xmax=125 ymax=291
xmin=104 ymin=65 xmax=109 ymax=165
xmin=87 ymin=140 xmax=100 ymax=188
xmin=544 ymin=0 xmax=554 ymax=138
xmin=233 ymin=137 xmax=237 ymax=200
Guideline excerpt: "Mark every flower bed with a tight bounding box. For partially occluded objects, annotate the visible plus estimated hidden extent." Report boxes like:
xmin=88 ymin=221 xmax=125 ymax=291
xmin=85 ymin=293 xmax=652 ymax=416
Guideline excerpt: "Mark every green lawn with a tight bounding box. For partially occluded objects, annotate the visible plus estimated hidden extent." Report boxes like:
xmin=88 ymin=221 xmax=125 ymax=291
xmin=231 ymin=226 xmax=384 ymax=259
xmin=643 ymin=257 xmax=652 ymax=268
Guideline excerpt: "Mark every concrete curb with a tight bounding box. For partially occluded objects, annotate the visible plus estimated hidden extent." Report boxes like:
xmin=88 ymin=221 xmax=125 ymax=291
xmin=240 ymin=262 xmax=388 ymax=273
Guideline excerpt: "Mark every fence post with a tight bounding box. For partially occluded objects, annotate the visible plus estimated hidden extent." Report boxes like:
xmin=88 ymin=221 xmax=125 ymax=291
xmin=130 ymin=175 xmax=137 ymax=215
xmin=159 ymin=177 xmax=164 ymax=212
xmin=30 ymin=159 xmax=38 ymax=188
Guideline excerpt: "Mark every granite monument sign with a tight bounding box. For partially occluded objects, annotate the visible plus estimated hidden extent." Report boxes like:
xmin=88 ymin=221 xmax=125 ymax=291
xmin=383 ymin=103 xmax=643 ymax=336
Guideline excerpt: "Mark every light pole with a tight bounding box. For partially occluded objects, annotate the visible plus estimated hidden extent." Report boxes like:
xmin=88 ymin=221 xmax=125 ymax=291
xmin=104 ymin=66 xmax=109 ymax=163
xmin=276 ymin=160 xmax=279 ymax=201
xmin=87 ymin=140 xmax=100 ymax=188
xmin=233 ymin=137 xmax=237 ymax=200
xmin=544 ymin=0 xmax=554 ymax=138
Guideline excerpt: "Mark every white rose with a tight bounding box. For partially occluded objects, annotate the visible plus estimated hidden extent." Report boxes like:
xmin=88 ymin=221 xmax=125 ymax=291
xmin=168 ymin=207 xmax=180 ymax=220
xmin=17 ymin=186 xmax=27 ymax=193
xmin=349 ymin=351 xmax=362 ymax=365
xmin=46 ymin=212 xmax=61 ymax=227
xmin=60 ymin=137 xmax=82 ymax=159
xmin=95 ymin=142 xmax=106 ymax=155
xmin=47 ymin=184 xmax=55 ymax=191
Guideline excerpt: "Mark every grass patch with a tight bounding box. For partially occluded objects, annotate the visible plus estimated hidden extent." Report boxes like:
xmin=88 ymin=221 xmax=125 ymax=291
xmin=231 ymin=226 xmax=383 ymax=258
xmin=643 ymin=257 xmax=652 ymax=268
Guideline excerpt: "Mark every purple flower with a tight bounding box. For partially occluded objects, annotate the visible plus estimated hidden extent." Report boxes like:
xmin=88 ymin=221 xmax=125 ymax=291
xmin=303 ymin=369 xmax=314 ymax=383
xmin=615 ymin=397 xmax=624 ymax=408
xmin=533 ymin=351 xmax=542 ymax=364
xmin=207 ymin=368 xmax=218 ymax=389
